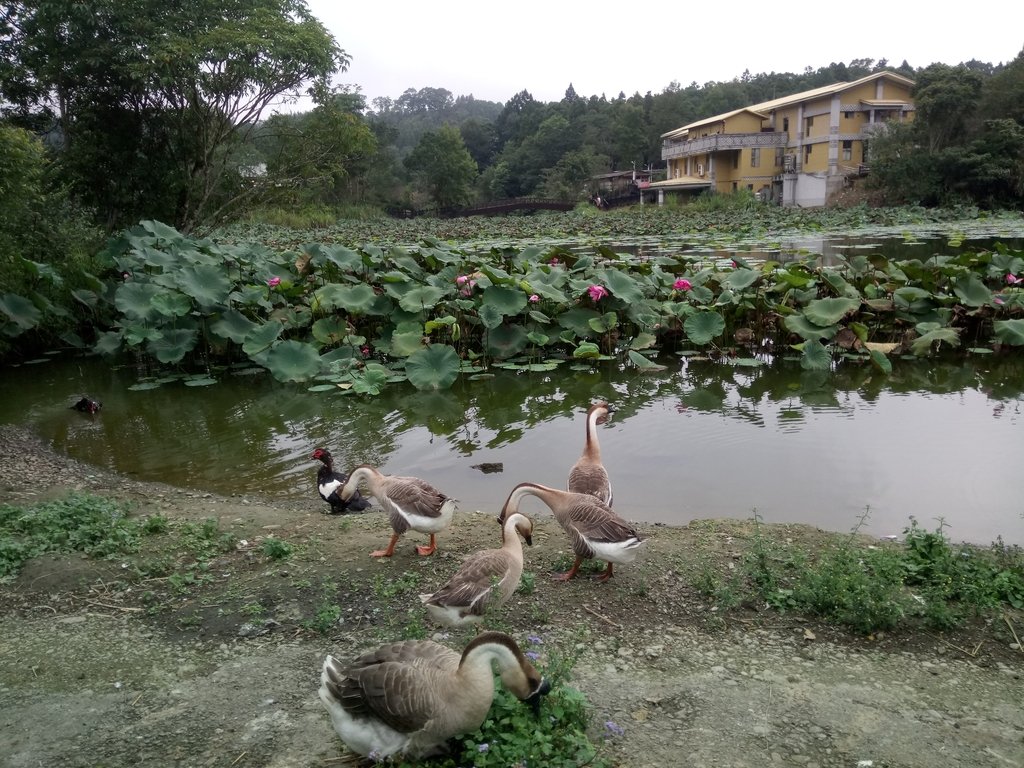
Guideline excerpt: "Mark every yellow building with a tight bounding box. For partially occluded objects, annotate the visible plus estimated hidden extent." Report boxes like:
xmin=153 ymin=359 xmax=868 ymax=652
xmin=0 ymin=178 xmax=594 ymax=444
xmin=651 ymin=71 xmax=915 ymax=207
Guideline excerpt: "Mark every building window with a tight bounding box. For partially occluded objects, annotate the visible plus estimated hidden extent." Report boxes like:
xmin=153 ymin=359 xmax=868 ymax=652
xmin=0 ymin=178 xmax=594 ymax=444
xmin=782 ymin=117 xmax=789 ymax=132
xmin=803 ymin=144 xmax=812 ymax=163
xmin=747 ymin=184 xmax=753 ymax=191
xmin=842 ymin=140 xmax=853 ymax=161
xmin=805 ymin=115 xmax=814 ymax=134
xmin=750 ymin=148 xmax=760 ymax=168
xmin=733 ymin=152 xmax=739 ymax=170
xmin=775 ymin=147 xmax=784 ymax=167
xmin=732 ymin=182 xmax=738 ymax=192
xmin=844 ymin=111 xmax=854 ymax=119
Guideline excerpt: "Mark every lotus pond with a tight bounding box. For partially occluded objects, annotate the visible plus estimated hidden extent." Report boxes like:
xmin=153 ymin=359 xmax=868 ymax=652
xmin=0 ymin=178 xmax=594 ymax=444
xmin=3 ymin=208 xmax=1024 ymax=546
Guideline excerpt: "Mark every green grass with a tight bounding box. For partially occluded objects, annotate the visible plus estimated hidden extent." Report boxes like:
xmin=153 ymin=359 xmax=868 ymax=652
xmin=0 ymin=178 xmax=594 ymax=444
xmin=692 ymin=510 xmax=1024 ymax=634
xmin=0 ymin=493 xmax=146 ymax=578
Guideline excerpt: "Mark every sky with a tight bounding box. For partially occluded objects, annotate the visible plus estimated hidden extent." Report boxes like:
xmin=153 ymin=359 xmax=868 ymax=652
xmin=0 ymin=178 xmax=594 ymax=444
xmin=298 ymin=1 xmax=1023 ymax=109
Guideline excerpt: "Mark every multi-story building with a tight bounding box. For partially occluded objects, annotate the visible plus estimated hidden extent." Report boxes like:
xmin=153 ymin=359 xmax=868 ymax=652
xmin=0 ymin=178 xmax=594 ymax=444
xmin=648 ymin=71 xmax=915 ymax=207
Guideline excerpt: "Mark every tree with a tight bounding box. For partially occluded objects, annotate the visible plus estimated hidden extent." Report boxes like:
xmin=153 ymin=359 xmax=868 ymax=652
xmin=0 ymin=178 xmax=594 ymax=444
xmin=912 ymin=64 xmax=984 ymax=152
xmin=404 ymin=124 xmax=478 ymax=209
xmin=1 ymin=0 xmax=347 ymax=232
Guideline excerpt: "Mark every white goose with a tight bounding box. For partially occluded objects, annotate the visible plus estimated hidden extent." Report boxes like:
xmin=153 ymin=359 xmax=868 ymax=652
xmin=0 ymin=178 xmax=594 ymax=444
xmin=567 ymin=401 xmax=613 ymax=506
xmin=420 ymin=512 xmax=533 ymax=628
xmin=499 ymin=482 xmax=643 ymax=582
xmin=339 ymin=464 xmax=456 ymax=557
xmin=319 ymin=631 xmax=550 ymax=760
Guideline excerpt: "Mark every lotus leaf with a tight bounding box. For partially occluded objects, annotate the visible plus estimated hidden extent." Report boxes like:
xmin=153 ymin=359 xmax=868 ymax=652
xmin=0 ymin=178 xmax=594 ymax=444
xmin=264 ymin=340 xmax=322 ymax=382
xmin=242 ymin=322 xmax=283 ymax=356
xmin=799 ymin=339 xmax=832 ymax=371
xmin=683 ymin=311 xmax=726 ymax=345
xmin=309 ymin=243 xmax=363 ymax=272
xmin=868 ymin=348 xmax=893 ymax=374
xmin=527 ymin=331 xmax=550 ymax=346
xmin=688 ymin=285 xmax=715 ymax=304
xmin=804 ymin=297 xmax=861 ymax=326
xmin=627 ymin=350 xmax=666 ymax=371
xmin=600 ymin=269 xmax=645 ymax=305
xmin=485 ymin=324 xmax=529 ymax=359
xmin=952 ymin=275 xmax=993 ymax=308
xmin=124 ymin=326 xmax=163 ymax=346
xmin=396 ymin=285 xmax=446 ymax=312
xmin=528 ymin=310 xmax=552 ymax=324
xmin=993 ymin=319 xmax=1024 ymax=346
xmin=115 ymin=283 xmax=164 ymax=322
xmin=573 ymin=342 xmax=601 ymax=359
xmin=379 ymin=270 xmax=411 ymax=284
xmin=630 ymin=332 xmax=658 ymax=351
xmin=558 ymin=307 xmax=601 ymax=338
xmin=128 ymin=382 xmax=164 ymax=391
xmin=910 ymin=328 xmax=961 ymax=356
xmin=184 ymin=377 xmax=218 ymax=387
xmin=588 ymin=313 xmax=618 ymax=333
xmin=314 ymin=283 xmax=377 ymax=313
xmin=406 ymin=344 xmax=461 ymax=390
xmin=311 ymin=316 xmax=350 ymax=345
xmin=723 ymin=269 xmax=760 ymax=291
xmin=482 ymin=285 xmax=528 ymax=316
xmin=0 ymin=293 xmax=42 ymax=330
xmin=139 ymin=219 xmax=185 ymax=243
xmin=211 ymin=309 xmax=258 ymax=343
xmin=178 ymin=265 xmax=232 ymax=311
xmin=391 ymin=328 xmax=426 ymax=357
xmin=148 ymin=328 xmax=197 ymax=363
xmin=478 ymin=304 xmax=504 ymax=330
xmin=71 ymin=289 xmax=99 ymax=309
xmin=93 ymin=331 xmax=123 ymax=356
xmin=893 ymin=287 xmax=933 ymax=312
xmin=151 ymin=291 xmax=192 ymax=318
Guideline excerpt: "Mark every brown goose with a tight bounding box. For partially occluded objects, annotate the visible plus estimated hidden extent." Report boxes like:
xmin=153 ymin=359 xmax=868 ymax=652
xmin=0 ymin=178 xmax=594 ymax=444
xmin=419 ymin=512 xmax=533 ymax=628
xmin=567 ymin=401 xmax=613 ymax=506
xmin=319 ymin=631 xmax=550 ymax=760
xmin=499 ymin=482 xmax=642 ymax=582
xmin=339 ymin=465 xmax=456 ymax=557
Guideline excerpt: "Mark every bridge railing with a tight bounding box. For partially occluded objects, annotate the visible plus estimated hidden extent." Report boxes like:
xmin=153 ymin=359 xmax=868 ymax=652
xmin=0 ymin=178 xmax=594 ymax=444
xmin=385 ymin=197 xmax=577 ymax=219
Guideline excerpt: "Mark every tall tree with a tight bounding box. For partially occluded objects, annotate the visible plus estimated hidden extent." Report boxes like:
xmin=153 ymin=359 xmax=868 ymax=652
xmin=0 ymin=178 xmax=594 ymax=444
xmin=1 ymin=0 xmax=346 ymax=231
xmin=404 ymin=124 xmax=478 ymax=209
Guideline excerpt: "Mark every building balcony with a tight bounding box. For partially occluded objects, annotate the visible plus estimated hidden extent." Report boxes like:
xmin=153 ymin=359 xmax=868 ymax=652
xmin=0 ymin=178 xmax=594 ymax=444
xmin=661 ymin=131 xmax=789 ymax=160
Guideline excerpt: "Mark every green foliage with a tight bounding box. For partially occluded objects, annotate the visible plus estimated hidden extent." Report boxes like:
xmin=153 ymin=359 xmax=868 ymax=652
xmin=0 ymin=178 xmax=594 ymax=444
xmin=261 ymin=537 xmax=293 ymax=561
xmin=0 ymin=493 xmax=141 ymax=578
xmin=404 ymin=124 xmax=479 ymax=209
xmin=731 ymin=511 xmax=1024 ymax=633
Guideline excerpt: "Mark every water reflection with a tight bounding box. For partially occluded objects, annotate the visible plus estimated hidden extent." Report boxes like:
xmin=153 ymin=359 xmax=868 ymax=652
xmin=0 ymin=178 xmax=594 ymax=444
xmin=1 ymin=352 xmax=1021 ymax=546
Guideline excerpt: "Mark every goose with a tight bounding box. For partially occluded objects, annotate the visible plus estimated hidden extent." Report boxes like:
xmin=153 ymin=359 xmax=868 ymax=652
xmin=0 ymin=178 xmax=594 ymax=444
xmin=311 ymin=448 xmax=370 ymax=515
xmin=419 ymin=512 xmax=533 ymax=628
xmin=319 ymin=631 xmax=550 ymax=760
xmin=499 ymin=482 xmax=642 ymax=582
xmin=339 ymin=464 xmax=456 ymax=557
xmin=71 ymin=396 xmax=101 ymax=415
xmin=567 ymin=401 xmax=613 ymax=506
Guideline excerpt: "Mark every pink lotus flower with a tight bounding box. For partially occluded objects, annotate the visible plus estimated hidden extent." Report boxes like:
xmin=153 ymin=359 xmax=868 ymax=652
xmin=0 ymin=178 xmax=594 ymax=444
xmin=673 ymin=278 xmax=693 ymax=291
xmin=587 ymin=284 xmax=608 ymax=302
xmin=730 ymin=260 xmax=738 ymax=269
xmin=267 ymin=276 xmax=281 ymax=287
xmin=1007 ymin=274 xmax=1022 ymax=285
xmin=549 ymin=257 xmax=560 ymax=266
xmin=529 ymin=294 xmax=540 ymax=303
xmin=456 ymin=275 xmax=469 ymax=286
xmin=361 ymin=346 xmax=370 ymax=357
xmin=994 ymin=296 xmax=1006 ymax=305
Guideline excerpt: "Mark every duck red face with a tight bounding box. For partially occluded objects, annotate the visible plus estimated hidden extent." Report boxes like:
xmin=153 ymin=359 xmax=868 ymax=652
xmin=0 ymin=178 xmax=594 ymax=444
xmin=312 ymin=447 xmax=330 ymax=461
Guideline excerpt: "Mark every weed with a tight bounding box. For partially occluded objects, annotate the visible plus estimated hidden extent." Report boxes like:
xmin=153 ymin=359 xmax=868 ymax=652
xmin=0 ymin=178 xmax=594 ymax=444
xmin=306 ymin=601 xmax=342 ymax=634
xmin=141 ymin=515 xmax=169 ymax=534
xmin=373 ymin=571 xmax=420 ymax=600
xmin=240 ymin=602 xmax=264 ymax=618
xmin=0 ymin=493 xmax=142 ymax=578
xmin=261 ymin=537 xmax=292 ymax=561
xmin=517 ymin=571 xmax=536 ymax=595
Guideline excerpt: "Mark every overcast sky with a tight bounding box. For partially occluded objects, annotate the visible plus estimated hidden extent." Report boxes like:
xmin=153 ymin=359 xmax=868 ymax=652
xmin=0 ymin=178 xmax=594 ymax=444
xmin=299 ymin=1 xmax=1022 ymax=109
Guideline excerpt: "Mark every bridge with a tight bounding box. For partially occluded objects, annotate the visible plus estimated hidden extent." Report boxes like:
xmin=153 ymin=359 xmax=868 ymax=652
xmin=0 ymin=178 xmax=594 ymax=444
xmin=386 ymin=197 xmax=577 ymax=219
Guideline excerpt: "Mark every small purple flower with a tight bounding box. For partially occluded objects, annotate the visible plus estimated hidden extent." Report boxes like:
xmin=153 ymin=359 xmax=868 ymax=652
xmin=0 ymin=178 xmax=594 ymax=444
xmin=267 ymin=276 xmax=281 ymax=287
xmin=527 ymin=634 xmax=543 ymax=645
xmin=673 ymin=278 xmax=693 ymax=292
xmin=587 ymin=284 xmax=608 ymax=302
xmin=604 ymin=720 xmax=625 ymax=738
xmin=526 ymin=650 xmax=540 ymax=660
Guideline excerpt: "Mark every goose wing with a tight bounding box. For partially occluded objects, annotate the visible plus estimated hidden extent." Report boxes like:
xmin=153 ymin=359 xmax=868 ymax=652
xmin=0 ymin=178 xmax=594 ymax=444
xmin=427 ymin=551 xmax=515 ymax=616
xmin=560 ymin=496 xmax=638 ymax=557
xmin=329 ymin=641 xmax=455 ymax=733
xmin=386 ymin=476 xmax=450 ymax=519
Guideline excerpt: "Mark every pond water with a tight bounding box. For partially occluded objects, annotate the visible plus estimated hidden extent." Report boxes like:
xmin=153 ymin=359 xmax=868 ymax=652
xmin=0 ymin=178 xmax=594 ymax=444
xmin=1 ymin=351 xmax=1021 ymax=547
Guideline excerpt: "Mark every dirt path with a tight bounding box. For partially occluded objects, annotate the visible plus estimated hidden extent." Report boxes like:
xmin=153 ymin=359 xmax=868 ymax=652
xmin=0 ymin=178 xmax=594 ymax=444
xmin=1 ymin=425 xmax=1022 ymax=768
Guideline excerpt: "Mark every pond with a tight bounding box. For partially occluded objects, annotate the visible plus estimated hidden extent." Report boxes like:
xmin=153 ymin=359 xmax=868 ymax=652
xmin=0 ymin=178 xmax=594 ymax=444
xmin=2 ymin=350 xmax=1021 ymax=547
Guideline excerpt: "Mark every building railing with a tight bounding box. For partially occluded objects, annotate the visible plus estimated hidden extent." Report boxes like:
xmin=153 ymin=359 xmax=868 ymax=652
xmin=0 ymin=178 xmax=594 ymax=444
xmin=661 ymin=131 xmax=789 ymax=160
